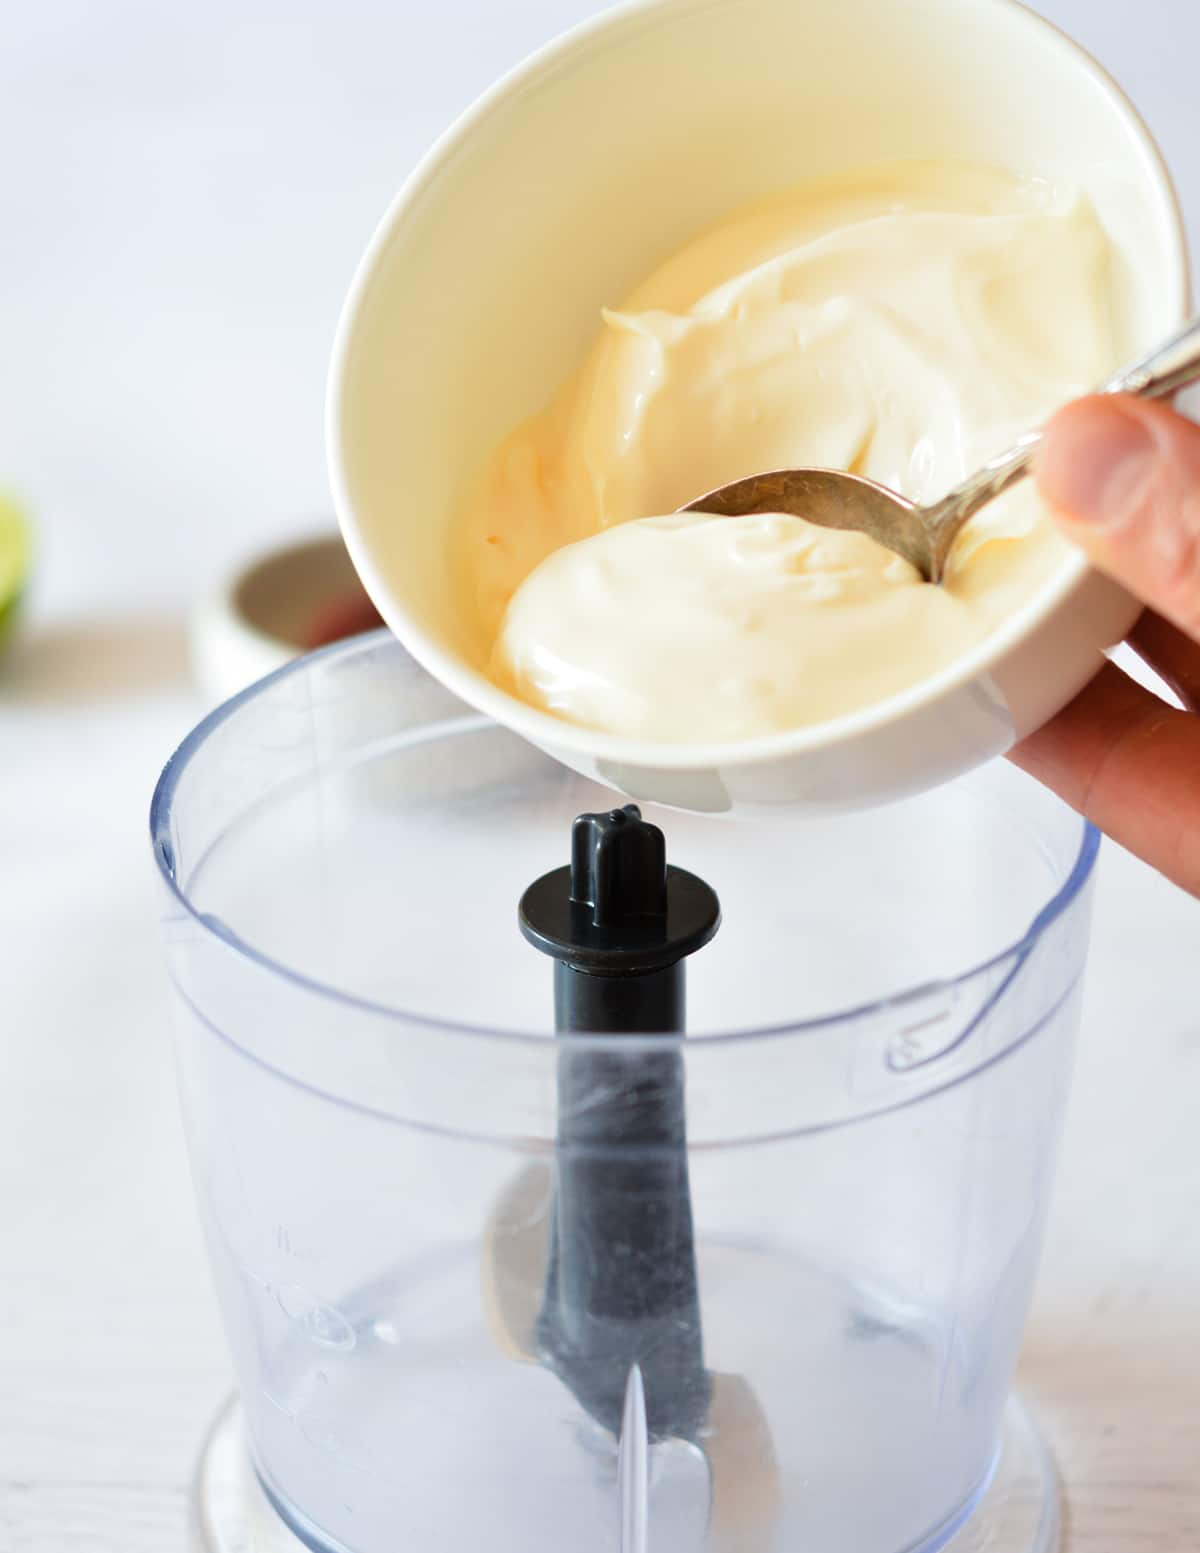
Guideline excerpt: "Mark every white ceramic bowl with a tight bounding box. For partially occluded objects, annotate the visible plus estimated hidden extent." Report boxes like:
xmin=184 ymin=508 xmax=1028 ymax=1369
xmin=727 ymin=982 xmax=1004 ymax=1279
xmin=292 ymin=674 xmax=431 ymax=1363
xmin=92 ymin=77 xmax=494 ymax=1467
xmin=328 ymin=0 xmax=1187 ymax=816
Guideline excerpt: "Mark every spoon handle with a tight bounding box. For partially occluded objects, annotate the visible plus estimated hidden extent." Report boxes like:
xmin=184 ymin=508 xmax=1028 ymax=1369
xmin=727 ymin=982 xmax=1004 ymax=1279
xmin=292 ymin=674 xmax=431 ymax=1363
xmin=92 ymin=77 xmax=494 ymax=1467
xmin=929 ymin=314 xmax=1200 ymax=578
xmin=1099 ymin=313 xmax=1200 ymax=401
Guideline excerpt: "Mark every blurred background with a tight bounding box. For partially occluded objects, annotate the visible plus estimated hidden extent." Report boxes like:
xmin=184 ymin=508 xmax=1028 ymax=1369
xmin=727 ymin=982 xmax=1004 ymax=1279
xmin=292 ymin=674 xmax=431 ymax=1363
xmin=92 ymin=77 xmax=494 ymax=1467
xmin=1 ymin=2 xmax=1198 ymax=1549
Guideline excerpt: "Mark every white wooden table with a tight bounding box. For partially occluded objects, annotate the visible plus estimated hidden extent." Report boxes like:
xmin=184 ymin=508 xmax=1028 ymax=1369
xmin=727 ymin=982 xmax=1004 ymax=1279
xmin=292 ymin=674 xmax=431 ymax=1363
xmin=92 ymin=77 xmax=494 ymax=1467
xmin=1 ymin=3 xmax=1197 ymax=1549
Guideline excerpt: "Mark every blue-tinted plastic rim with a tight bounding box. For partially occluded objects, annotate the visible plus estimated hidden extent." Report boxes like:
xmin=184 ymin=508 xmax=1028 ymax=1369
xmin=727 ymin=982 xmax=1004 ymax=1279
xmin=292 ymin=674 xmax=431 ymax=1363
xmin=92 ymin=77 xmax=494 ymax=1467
xmin=150 ymin=631 xmax=1100 ymax=1049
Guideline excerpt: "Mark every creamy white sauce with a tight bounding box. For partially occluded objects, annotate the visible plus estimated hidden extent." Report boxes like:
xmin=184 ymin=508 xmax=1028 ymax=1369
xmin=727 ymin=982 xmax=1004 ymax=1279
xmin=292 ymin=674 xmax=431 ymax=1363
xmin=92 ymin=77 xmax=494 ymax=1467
xmin=459 ymin=162 xmax=1115 ymax=741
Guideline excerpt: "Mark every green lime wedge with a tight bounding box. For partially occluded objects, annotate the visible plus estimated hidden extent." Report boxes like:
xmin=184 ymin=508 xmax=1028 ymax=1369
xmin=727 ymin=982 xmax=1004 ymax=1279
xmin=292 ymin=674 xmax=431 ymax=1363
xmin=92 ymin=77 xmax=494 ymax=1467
xmin=0 ymin=495 xmax=31 ymax=651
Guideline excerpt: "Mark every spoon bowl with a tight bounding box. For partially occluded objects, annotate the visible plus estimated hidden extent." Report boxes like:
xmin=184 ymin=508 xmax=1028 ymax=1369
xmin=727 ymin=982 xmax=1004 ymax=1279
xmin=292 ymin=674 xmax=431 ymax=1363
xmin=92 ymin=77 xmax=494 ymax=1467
xmin=681 ymin=468 xmax=935 ymax=576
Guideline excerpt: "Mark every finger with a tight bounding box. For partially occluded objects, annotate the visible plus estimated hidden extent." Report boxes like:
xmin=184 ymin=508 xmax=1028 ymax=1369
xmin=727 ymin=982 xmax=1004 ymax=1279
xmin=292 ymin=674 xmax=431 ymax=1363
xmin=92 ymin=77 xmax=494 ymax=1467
xmin=1035 ymin=395 xmax=1200 ymax=642
xmin=1011 ymin=661 xmax=1200 ymax=897
xmin=1129 ymin=609 xmax=1200 ymax=713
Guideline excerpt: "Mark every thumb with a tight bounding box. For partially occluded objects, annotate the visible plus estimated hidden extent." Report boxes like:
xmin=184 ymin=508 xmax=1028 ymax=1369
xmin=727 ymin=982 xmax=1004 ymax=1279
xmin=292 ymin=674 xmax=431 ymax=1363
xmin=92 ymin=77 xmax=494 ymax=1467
xmin=1035 ymin=394 xmax=1200 ymax=642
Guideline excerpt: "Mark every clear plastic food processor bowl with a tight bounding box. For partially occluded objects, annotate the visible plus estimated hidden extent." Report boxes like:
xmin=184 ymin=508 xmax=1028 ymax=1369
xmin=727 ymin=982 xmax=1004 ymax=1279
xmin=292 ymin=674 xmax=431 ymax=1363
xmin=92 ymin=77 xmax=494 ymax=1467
xmin=151 ymin=632 xmax=1096 ymax=1553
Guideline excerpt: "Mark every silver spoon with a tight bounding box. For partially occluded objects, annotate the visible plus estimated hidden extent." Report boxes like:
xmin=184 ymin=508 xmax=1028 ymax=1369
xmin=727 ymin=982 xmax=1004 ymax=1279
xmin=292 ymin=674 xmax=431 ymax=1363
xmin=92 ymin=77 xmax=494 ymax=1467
xmin=681 ymin=315 xmax=1200 ymax=582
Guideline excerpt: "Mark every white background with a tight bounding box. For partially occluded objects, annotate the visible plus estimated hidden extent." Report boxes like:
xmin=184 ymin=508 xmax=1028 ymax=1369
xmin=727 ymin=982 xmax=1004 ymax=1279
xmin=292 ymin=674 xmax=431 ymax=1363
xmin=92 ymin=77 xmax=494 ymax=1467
xmin=1 ymin=2 xmax=1198 ymax=1548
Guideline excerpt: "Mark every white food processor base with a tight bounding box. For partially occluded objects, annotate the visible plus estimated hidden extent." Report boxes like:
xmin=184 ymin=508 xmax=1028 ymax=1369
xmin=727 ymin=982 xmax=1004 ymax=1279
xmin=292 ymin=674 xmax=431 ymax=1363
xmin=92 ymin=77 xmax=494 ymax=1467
xmin=189 ymin=1392 xmax=1062 ymax=1553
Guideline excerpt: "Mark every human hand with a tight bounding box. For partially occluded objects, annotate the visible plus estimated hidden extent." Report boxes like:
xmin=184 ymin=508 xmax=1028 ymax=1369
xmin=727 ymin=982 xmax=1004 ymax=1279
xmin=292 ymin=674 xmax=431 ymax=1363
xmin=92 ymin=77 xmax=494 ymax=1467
xmin=1013 ymin=395 xmax=1200 ymax=896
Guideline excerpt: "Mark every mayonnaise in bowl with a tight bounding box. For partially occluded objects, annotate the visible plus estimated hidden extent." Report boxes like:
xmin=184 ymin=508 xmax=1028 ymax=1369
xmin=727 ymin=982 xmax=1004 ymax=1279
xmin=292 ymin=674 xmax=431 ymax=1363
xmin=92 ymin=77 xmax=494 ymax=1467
xmin=465 ymin=162 xmax=1116 ymax=744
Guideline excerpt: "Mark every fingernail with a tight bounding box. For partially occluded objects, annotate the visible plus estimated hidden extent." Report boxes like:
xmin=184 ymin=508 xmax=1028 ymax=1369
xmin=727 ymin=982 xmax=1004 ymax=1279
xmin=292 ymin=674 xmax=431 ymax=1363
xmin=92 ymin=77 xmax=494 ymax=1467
xmin=1037 ymin=399 xmax=1157 ymax=527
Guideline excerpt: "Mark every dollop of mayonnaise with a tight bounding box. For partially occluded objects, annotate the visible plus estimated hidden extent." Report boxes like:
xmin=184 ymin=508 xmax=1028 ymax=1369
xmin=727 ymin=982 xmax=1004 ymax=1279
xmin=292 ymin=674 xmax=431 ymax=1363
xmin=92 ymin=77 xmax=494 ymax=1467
xmin=461 ymin=162 xmax=1116 ymax=742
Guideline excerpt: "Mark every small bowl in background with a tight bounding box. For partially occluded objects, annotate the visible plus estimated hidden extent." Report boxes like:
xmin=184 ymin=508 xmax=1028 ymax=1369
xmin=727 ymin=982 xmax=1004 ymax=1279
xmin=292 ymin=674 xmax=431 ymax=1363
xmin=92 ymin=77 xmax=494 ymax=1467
xmin=189 ymin=531 xmax=383 ymax=706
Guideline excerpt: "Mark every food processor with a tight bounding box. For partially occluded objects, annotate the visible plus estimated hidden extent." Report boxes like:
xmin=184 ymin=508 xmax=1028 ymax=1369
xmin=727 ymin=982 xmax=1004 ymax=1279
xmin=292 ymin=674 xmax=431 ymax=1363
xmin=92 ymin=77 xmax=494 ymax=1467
xmin=152 ymin=630 xmax=1096 ymax=1553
